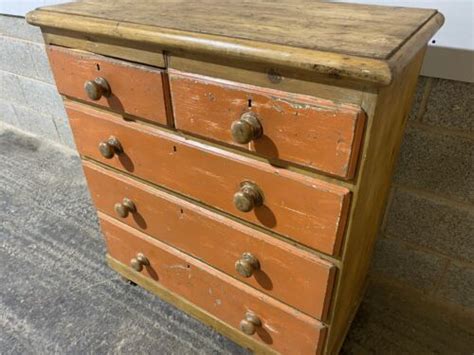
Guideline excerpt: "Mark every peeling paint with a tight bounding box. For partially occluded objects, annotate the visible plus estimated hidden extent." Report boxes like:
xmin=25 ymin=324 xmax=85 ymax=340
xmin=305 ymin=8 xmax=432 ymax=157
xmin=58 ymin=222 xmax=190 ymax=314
xmin=167 ymin=264 xmax=189 ymax=270
xmin=205 ymin=92 xmax=216 ymax=102
xmin=265 ymin=323 xmax=279 ymax=334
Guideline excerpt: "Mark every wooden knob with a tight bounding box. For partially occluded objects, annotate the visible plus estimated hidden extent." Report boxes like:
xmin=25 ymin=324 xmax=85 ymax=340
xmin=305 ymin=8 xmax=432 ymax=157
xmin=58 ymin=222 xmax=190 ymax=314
xmin=84 ymin=77 xmax=111 ymax=100
xmin=240 ymin=311 xmax=261 ymax=335
xmin=231 ymin=112 xmax=262 ymax=144
xmin=235 ymin=252 xmax=260 ymax=278
xmin=98 ymin=136 xmax=123 ymax=159
xmin=233 ymin=182 xmax=263 ymax=212
xmin=130 ymin=253 xmax=149 ymax=272
xmin=114 ymin=198 xmax=136 ymax=218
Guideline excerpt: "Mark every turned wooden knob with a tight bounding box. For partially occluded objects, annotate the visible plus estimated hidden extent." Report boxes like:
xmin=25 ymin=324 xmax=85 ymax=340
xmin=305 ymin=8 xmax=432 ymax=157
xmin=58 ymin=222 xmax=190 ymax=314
xmin=114 ymin=198 xmax=136 ymax=218
xmin=240 ymin=311 xmax=261 ymax=335
xmin=235 ymin=252 xmax=260 ymax=278
xmin=98 ymin=136 xmax=123 ymax=159
xmin=130 ymin=253 xmax=149 ymax=272
xmin=84 ymin=77 xmax=111 ymax=100
xmin=231 ymin=112 xmax=262 ymax=144
xmin=233 ymin=182 xmax=263 ymax=212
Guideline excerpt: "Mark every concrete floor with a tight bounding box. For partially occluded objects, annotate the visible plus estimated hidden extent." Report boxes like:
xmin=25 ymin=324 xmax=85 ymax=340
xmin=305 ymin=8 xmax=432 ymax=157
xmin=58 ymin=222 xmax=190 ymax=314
xmin=1 ymin=124 xmax=473 ymax=354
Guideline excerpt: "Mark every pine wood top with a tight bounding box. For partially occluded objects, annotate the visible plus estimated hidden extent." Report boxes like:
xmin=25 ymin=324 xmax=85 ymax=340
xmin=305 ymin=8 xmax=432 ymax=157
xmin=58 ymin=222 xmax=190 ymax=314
xmin=27 ymin=0 xmax=443 ymax=85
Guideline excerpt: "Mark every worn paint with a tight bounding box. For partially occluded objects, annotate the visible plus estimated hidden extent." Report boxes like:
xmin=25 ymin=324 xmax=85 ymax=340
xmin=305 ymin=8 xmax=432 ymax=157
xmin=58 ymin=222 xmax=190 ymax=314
xmin=83 ymin=155 xmax=338 ymax=320
xmin=170 ymin=70 xmax=366 ymax=179
xmin=68 ymin=101 xmax=350 ymax=256
xmin=47 ymin=46 xmax=168 ymax=124
xmin=101 ymin=213 xmax=327 ymax=354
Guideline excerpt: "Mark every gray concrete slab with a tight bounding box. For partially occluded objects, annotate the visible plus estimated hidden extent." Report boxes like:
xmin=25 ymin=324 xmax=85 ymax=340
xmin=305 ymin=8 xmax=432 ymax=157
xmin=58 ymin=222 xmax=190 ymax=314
xmin=1 ymin=123 xmax=473 ymax=354
xmin=0 ymin=124 xmax=248 ymax=355
xmin=394 ymin=127 xmax=474 ymax=204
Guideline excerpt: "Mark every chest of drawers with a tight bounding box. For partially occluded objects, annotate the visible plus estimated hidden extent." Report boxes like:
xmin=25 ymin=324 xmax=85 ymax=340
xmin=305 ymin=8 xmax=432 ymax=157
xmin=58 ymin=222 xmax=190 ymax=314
xmin=27 ymin=1 xmax=443 ymax=353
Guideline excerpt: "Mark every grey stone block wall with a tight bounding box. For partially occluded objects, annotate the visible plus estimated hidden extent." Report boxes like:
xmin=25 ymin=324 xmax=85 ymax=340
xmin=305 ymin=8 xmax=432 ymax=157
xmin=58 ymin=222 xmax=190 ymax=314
xmin=0 ymin=15 xmax=472 ymax=315
xmin=373 ymin=77 xmax=474 ymax=313
xmin=0 ymin=15 xmax=74 ymax=148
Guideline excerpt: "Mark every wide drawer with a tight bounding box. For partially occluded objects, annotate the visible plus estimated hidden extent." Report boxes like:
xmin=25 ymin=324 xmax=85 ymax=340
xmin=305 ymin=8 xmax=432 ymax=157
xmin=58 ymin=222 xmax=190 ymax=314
xmin=67 ymin=102 xmax=351 ymax=256
xmin=47 ymin=46 xmax=168 ymax=124
xmin=169 ymin=70 xmax=366 ymax=179
xmin=84 ymin=161 xmax=336 ymax=319
xmin=100 ymin=213 xmax=327 ymax=354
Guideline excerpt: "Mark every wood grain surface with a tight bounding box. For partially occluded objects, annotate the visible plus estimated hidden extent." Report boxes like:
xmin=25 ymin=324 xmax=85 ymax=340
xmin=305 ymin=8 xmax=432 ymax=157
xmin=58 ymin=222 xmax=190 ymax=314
xmin=170 ymin=70 xmax=366 ymax=179
xmin=169 ymin=56 xmax=370 ymax=105
xmin=66 ymin=101 xmax=351 ymax=256
xmin=27 ymin=2 xmax=443 ymax=86
xmin=100 ymin=213 xmax=327 ymax=354
xmin=43 ymin=30 xmax=166 ymax=68
xmin=37 ymin=0 xmax=435 ymax=59
xmin=47 ymin=46 xmax=168 ymax=124
xmin=83 ymin=161 xmax=336 ymax=319
xmin=325 ymin=49 xmax=427 ymax=354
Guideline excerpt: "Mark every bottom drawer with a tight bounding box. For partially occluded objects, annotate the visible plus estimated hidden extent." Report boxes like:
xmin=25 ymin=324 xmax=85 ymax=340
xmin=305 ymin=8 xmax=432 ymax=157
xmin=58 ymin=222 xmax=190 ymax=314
xmin=100 ymin=213 xmax=327 ymax=354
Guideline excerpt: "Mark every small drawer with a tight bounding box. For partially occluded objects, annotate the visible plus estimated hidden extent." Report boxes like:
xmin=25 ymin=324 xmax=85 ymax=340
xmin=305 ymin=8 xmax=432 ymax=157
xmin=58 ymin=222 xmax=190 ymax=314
xmin=84 ymin=161 xmax=336 ymax=319
xmin=100 ymin=213 xmax=327 ymax=354
xmin=169 ymin=70 xmax=366 ymax=179
xmin=67 ymin=101 xmax=350 ymax=256
xmin=47 ymin=45 xmax=168 ymax=124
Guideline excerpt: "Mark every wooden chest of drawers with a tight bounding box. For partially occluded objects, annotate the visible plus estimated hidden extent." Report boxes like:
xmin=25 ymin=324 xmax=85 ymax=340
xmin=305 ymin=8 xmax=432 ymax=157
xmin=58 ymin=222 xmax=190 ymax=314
xmin=27 ymin=2 xmax=443 ymax=353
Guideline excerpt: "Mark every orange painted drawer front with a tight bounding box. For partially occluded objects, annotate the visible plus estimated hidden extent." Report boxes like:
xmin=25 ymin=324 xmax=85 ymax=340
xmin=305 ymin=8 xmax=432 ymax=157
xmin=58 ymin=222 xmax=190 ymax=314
xmin=100 ymin=213 xmax=327 ymax=354
xmin=67 ymin=102 xmax=351 ymax=256
xmin=47 ymin=46 xmax=168 ymax=124
xmin=169 ymin=70 xmax=366 ymax=179
xmin=84 ymin=161 xmax=336 ymax=319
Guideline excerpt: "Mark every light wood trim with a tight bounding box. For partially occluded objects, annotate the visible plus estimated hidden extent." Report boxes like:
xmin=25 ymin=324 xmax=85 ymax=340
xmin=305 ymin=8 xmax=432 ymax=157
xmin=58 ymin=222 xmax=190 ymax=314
xmin=27 ymin=8 xmax=442 ymax=87
xmin=33 ymin=0 xmax=438 ymax=59
xmin=43 ymin=30 xmax=166 ymax=68
xmin=27 ymin=10 xmax=392 ymax=86
xmin=168 ymin=56 xmax=370 ymax=105
xmin=388 ymin=13 xmax=444 ymax=79
xmin=107 ymin=254 xmax=278 ymax=355
xmin=324 ymin=48 xmax=427 ymax=354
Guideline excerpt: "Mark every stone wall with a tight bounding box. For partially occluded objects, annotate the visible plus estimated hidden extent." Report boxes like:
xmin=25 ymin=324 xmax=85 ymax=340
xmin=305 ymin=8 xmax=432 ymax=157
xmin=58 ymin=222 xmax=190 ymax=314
xmin=0 ymin=15 xmax=73 ymax=148
xmin=1 ymin=15 xmax=472 ymax=314
xmin=372 ymin=76 xmax=473 ymax=313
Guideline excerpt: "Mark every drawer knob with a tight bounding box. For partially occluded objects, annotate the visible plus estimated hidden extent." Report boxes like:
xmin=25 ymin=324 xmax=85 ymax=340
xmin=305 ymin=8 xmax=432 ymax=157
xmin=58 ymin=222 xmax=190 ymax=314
xmin=235 ymin=252 xmax=260 ymax=278
xmin=98 ymin=136 xmax=123 ymax=159
xmin=233 ymin=182 xmax=263 ymax=213
xmin=231 ymin=112 xmax=263 ymax=144
xmin=130 ymin=253 xmax=149 ymax=272
xmin=114 ymin=198 xmax=136 ymax=218
xmin=240 ymin=311 xmax=261 ymax=335
xmin=84 ymin=77 xmax=111 ymax=100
